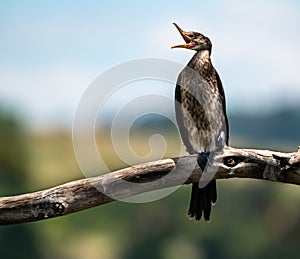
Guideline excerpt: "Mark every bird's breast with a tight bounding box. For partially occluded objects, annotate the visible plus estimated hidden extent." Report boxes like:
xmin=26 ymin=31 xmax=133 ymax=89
xmin=175 ymin=67 xmax=226 ymax=153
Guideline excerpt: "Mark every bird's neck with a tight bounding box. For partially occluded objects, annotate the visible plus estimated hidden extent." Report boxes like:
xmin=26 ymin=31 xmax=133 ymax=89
xmin=195 ymin=49 xmax=211 ymax=60
xmin=188 ymin=49 xmax=214 ymax=77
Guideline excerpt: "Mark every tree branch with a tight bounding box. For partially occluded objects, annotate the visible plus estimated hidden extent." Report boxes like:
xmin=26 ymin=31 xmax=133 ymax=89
xmin=1 ymin=146 xmax=300 ymax=225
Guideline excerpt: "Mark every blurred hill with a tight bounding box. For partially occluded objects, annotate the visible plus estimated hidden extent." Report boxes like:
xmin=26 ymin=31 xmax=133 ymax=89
xmin=1 ymin=107 xmax=300 ymax=259
xmin=111 ymin=107 xmax=300 ymax=151
xmin=229 ymin=108 xmax=300 ymax=151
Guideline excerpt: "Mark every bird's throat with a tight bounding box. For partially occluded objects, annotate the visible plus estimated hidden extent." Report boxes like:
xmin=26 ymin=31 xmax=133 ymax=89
xmin=197 ymin=49 xmax=210 ymax=60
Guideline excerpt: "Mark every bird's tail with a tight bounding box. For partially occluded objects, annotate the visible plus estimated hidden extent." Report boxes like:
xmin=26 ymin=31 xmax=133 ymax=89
xmin=188 ymin=180 xmax=217 ymax=221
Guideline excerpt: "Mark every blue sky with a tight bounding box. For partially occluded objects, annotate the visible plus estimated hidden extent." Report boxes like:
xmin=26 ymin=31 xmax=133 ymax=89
xmin=1 ymin=0 xmax=300 ymax=129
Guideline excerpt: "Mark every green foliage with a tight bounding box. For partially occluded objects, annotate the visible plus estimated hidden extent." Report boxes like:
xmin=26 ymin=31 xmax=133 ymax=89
xmin=0 ymin=110 xmax=42 ymax=258
xmin=0 ymin=111 xmax=27 ymax=195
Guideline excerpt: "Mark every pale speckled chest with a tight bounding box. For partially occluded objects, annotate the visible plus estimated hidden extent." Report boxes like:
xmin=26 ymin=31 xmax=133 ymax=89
xmin=175 ymin=50 xmax=228 ymax=154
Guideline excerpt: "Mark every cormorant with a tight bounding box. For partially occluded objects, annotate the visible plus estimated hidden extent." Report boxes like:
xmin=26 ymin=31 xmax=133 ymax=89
xmin=172 ymin=23 xmax=229 ymax=221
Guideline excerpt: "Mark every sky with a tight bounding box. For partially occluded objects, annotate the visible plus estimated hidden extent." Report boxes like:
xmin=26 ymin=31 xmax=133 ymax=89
xmin=1 ymin=0 xmax=300 ymax=129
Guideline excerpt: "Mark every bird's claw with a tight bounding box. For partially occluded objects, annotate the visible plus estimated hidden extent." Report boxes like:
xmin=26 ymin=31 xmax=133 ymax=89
xmin=197 ymin=151 xmax=215 ymax=171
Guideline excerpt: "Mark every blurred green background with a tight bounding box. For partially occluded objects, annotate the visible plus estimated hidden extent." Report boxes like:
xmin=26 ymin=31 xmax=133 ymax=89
xmin=1 ymin=1 xmax=300 ymax=259
xmin=1 ymin=108 xmax=300 ymax=259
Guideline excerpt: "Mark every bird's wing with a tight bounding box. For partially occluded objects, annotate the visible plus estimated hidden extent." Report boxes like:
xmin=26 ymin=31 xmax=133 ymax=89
xmin=175 ymin=72 xmax=196 ymax=154
xmin=215 ymin=72 xmax=229 ymax=145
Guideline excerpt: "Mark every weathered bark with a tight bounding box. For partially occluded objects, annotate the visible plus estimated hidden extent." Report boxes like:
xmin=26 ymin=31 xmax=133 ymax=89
xmin=1 ymin=146 xmax=300 ymax=225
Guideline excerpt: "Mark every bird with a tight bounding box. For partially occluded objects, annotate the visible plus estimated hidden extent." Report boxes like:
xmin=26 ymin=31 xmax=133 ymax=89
xmin=172 ymin=23 xmax=229 ymax=221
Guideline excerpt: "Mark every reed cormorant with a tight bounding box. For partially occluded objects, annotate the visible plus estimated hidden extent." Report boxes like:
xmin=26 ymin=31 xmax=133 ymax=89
xmin=172 ymin=23 xmax=229 ymax=221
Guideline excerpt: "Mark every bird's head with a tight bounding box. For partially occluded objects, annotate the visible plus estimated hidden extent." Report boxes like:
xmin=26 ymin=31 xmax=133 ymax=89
xmin=171 ymin=23 xmax=212 ymax=52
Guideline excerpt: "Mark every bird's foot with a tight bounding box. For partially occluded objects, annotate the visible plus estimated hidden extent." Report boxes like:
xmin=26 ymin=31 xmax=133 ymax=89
xmin=197 ymin=151 xmax=216 ymax=189
xmin=197 ymin=151 xmax=215 ymax=171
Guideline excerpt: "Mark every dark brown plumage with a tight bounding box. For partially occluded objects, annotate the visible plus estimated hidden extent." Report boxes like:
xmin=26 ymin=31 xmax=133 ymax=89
xmin=172 ymin=23 xmax=229 ymax=221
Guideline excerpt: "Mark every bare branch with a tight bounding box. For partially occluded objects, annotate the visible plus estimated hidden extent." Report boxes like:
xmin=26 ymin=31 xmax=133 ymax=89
xmin=1 ymin=146 xmax=300 ymax=225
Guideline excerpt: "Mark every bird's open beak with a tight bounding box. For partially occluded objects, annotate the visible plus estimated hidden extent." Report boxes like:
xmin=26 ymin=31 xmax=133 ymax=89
xmin=171 ymin=23 xmax=194 ymax=49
